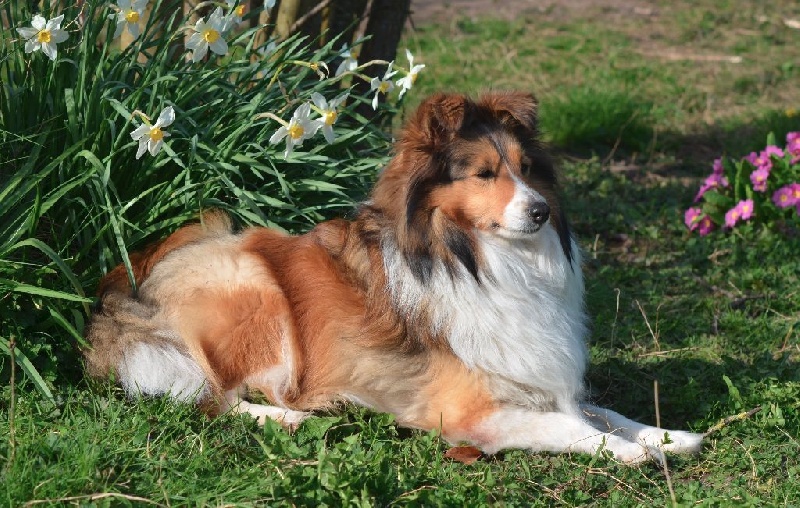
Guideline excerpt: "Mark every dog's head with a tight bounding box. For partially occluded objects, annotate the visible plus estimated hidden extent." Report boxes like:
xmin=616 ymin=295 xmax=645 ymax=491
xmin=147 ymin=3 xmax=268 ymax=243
xmin=371 ymin=92 xmax=573 ymax=282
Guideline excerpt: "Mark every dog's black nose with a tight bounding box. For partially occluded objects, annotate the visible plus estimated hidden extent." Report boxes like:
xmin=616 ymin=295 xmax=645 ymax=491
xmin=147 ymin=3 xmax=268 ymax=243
xmin=527 ymin=201 xmax=550 ymax=225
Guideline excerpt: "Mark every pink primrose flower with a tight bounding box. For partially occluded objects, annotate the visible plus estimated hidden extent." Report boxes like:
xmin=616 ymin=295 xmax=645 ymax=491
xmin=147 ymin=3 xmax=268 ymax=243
xmin=724 ymin=207 xmax=741 ymax=228
xmin=787 ymin=132 xmax=800 ymax=163
xmin=763 ymin=145 xmax=784 ymax=159
xmin=694 ymin=173 xmax=729 ymax=202
xmin=772 ymin=185 xmax=797 ymax=208
xmin=750 ymin=167 xmax=770 ymax=192
xmin=738 ymin=199 xmax=754 ymax=220
xmin=746 ymin=150 xmax=773 ymax=172
xmin=724 ymin=199 xmax=754 ymax=229
xmin=792 ymin=182 xmax=800 ymax=201
xmin=697 ymin=215 xmax=714 ymax=236
xmin=684 ymin=207 xmax=703 ymax=231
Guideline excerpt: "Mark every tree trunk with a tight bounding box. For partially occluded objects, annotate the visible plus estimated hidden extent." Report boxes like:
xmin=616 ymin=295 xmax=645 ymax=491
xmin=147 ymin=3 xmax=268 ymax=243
xmin=328 ymin=0 xmax=368 ymax=49
xmin=273 ymin=0 xmax=303 ymax=40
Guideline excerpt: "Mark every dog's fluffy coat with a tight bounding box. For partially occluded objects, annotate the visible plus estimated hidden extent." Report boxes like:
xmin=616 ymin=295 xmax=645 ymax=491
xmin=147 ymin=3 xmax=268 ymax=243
xmin=86 ymin=92 xmax=703 ymax=462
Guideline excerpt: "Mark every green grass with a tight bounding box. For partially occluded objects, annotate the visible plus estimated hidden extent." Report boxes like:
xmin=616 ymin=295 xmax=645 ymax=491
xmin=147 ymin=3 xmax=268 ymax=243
xmin=3 ymin=0 xmax=800 ymax=505
xmin=403 ymin=0 xmax=800 ymax=160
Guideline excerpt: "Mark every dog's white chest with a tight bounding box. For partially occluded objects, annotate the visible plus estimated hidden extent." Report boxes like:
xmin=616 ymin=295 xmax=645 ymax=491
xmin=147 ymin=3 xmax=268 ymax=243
xmin=385 ymin=227 xmax=589 ymax=409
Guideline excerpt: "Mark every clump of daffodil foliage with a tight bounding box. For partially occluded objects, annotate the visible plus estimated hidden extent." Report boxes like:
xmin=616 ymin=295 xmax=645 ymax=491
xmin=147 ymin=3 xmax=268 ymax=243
xmin=0 ymin=0 xmax=424 ymax=391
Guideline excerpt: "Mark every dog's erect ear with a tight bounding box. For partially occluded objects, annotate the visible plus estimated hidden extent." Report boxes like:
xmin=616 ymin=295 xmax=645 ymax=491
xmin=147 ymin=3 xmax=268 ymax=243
xmin=479 ymin=91 xmax=539 ymax=133
xmin=406 ymin=93 xmax=473 ymax=147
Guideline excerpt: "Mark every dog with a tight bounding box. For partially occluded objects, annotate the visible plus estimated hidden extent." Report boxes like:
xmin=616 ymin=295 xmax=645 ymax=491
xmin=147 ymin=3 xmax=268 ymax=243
xmin=85 ymin=92 xmax=704 ymax=463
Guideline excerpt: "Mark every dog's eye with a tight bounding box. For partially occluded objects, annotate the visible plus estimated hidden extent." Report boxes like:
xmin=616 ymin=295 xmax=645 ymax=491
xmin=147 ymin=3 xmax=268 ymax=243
xmin=520 ymin=157 xmax=533 ymax=176
xmin=476 ymin=168 xmax=495 ymax=179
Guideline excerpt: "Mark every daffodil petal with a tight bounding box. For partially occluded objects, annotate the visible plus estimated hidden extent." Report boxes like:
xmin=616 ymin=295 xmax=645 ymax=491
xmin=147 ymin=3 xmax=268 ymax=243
xmin=51 ymin=29 xmax=68 ymax=44
xmin=130 ymin=124 xmax=150 ymax=140
xmin=209 ymin=38 xmax=228 ymax=56
xmin=185 ymin=33 xmax=203 ymax=50
xmin=311 ymin=92 xmax=327 ymax=110
xmin=369 ymin=77 xmax=380 ymax=91
xmin=148 ymin=139 xmax=163 ymax=156
xmin=24 ymin=40 xmax=39 ymax=53
xmin=155 ymin=106 xmax=175 ymax=128
xmin=16 ymin=27 xmax=38 ymax=39
xmin=191 ymin=44 xmax=208 ymax=62
xmin=322 ymin=125 xmax=335 ymax=144
xmin=31 ymin=15 xmax=46 ymax=30
xmin=269 ymin=127 xmax=288 ymax=145
xmin=42 ymin=42 xmax=57 ymax=61
xmin=46 ymin=15 xmax=64 ymax=30
xmin=136 ymin=139 xmax=148 ymax=159
xmin=127 ymin=22 xmax=140 ymax=39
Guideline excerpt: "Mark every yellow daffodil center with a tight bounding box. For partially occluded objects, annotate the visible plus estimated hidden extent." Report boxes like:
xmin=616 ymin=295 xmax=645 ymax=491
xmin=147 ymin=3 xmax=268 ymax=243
xmin=203 ymin=28 xmax=220 ymax=44
xmin=125 ymin=10 xmax=140 ymax=23
xmin=37 ymin=29 xmax=52 ymax=43
xmin=235 ymin=5 xmax=245 ymax=16
xmin=323 ymin=110 xmax=337 ymax=126
xmin=378 ymin=82 xmax=390 ymax=94
xmin=410 ymin=73 xmax=418 ymax=84
xmin=149 ymin=127 xmax=164 ymax=142
xmin=288 ymin=123 xmax=304 ymax=140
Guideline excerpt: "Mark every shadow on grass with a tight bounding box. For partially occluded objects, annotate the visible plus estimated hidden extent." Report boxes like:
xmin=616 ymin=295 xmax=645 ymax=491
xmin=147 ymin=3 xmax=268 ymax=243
xmin=587 ymin=351 xmax=800 ymax=432
xmin=543 ymin=94 xmax=800 ymax=173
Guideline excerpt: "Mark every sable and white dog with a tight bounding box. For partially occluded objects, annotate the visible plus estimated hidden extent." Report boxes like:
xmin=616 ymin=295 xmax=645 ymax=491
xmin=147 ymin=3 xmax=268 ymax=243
xmin=86 ymin=92 xmax=704 ymax=463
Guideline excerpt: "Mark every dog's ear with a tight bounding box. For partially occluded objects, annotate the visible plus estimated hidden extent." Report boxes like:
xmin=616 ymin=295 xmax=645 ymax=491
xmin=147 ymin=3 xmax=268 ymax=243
xmin=479 ymin=91 xmax=539 ymax=133
xmin=405 ymin=93 xmax=474 ymax=147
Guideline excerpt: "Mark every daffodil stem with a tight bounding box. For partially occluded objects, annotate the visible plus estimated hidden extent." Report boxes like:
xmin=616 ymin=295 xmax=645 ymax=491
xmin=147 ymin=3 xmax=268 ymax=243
xmin=254 ymin=111 xmax=288 ymax=127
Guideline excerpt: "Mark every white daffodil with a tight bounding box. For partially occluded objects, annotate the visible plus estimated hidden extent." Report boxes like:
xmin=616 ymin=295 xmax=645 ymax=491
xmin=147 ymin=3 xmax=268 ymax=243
xmin=16 ymin=14 xmax=69 ymax=61
xmin=334 ymin=43 xmax=358 ymax=77
xmin=224 ymin=0 xmax=245 ymax=28
xmin=185 ymin=7 xmax=228 ymax=62
xmin=130 ymin=106 xmax=175 ymax=159
xmin=269 ymin=103 xmax=320 ymax=158
xmin=396 ymin=49 xmax=425 ymax=98
xmin=369 ymin=62 xmax=397 ymax=110
xmin=113 ymin=0 xmax=148 ymax=39
xmin=311 ymin=92 xmax=348 ymax=143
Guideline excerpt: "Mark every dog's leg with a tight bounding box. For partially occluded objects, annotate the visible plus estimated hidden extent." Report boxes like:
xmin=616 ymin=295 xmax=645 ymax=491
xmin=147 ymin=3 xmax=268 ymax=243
xmin=580 ymin=403 xmax=704 ymax=454
xmin=222 ymin=389 xmax=309 ymax=430
xmin=469 ymin=407 xmax=655 ymax=463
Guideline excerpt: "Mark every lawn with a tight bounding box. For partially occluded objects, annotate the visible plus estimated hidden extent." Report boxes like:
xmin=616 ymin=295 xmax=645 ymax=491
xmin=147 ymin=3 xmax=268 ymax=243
xmin=3 ymin=0 xmax=800 ymax=505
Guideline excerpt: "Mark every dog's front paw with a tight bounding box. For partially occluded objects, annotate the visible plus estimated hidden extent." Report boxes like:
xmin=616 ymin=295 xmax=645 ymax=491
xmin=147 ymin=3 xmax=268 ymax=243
xmin=640 ymin=428 xmax=705 ymax=454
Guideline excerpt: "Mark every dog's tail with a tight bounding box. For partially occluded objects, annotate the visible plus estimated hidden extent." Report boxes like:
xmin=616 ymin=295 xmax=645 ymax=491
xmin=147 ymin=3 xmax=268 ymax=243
xmin=85 ymin=210 xmax=233 ymax=399
xmin=96 ymin=209 xmax=232 ymax=298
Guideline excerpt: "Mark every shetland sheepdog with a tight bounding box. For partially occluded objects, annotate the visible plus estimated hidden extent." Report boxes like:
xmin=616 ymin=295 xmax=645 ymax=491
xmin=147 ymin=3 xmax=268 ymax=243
xmin=86 ymin=92 xmax=703 ymax=463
